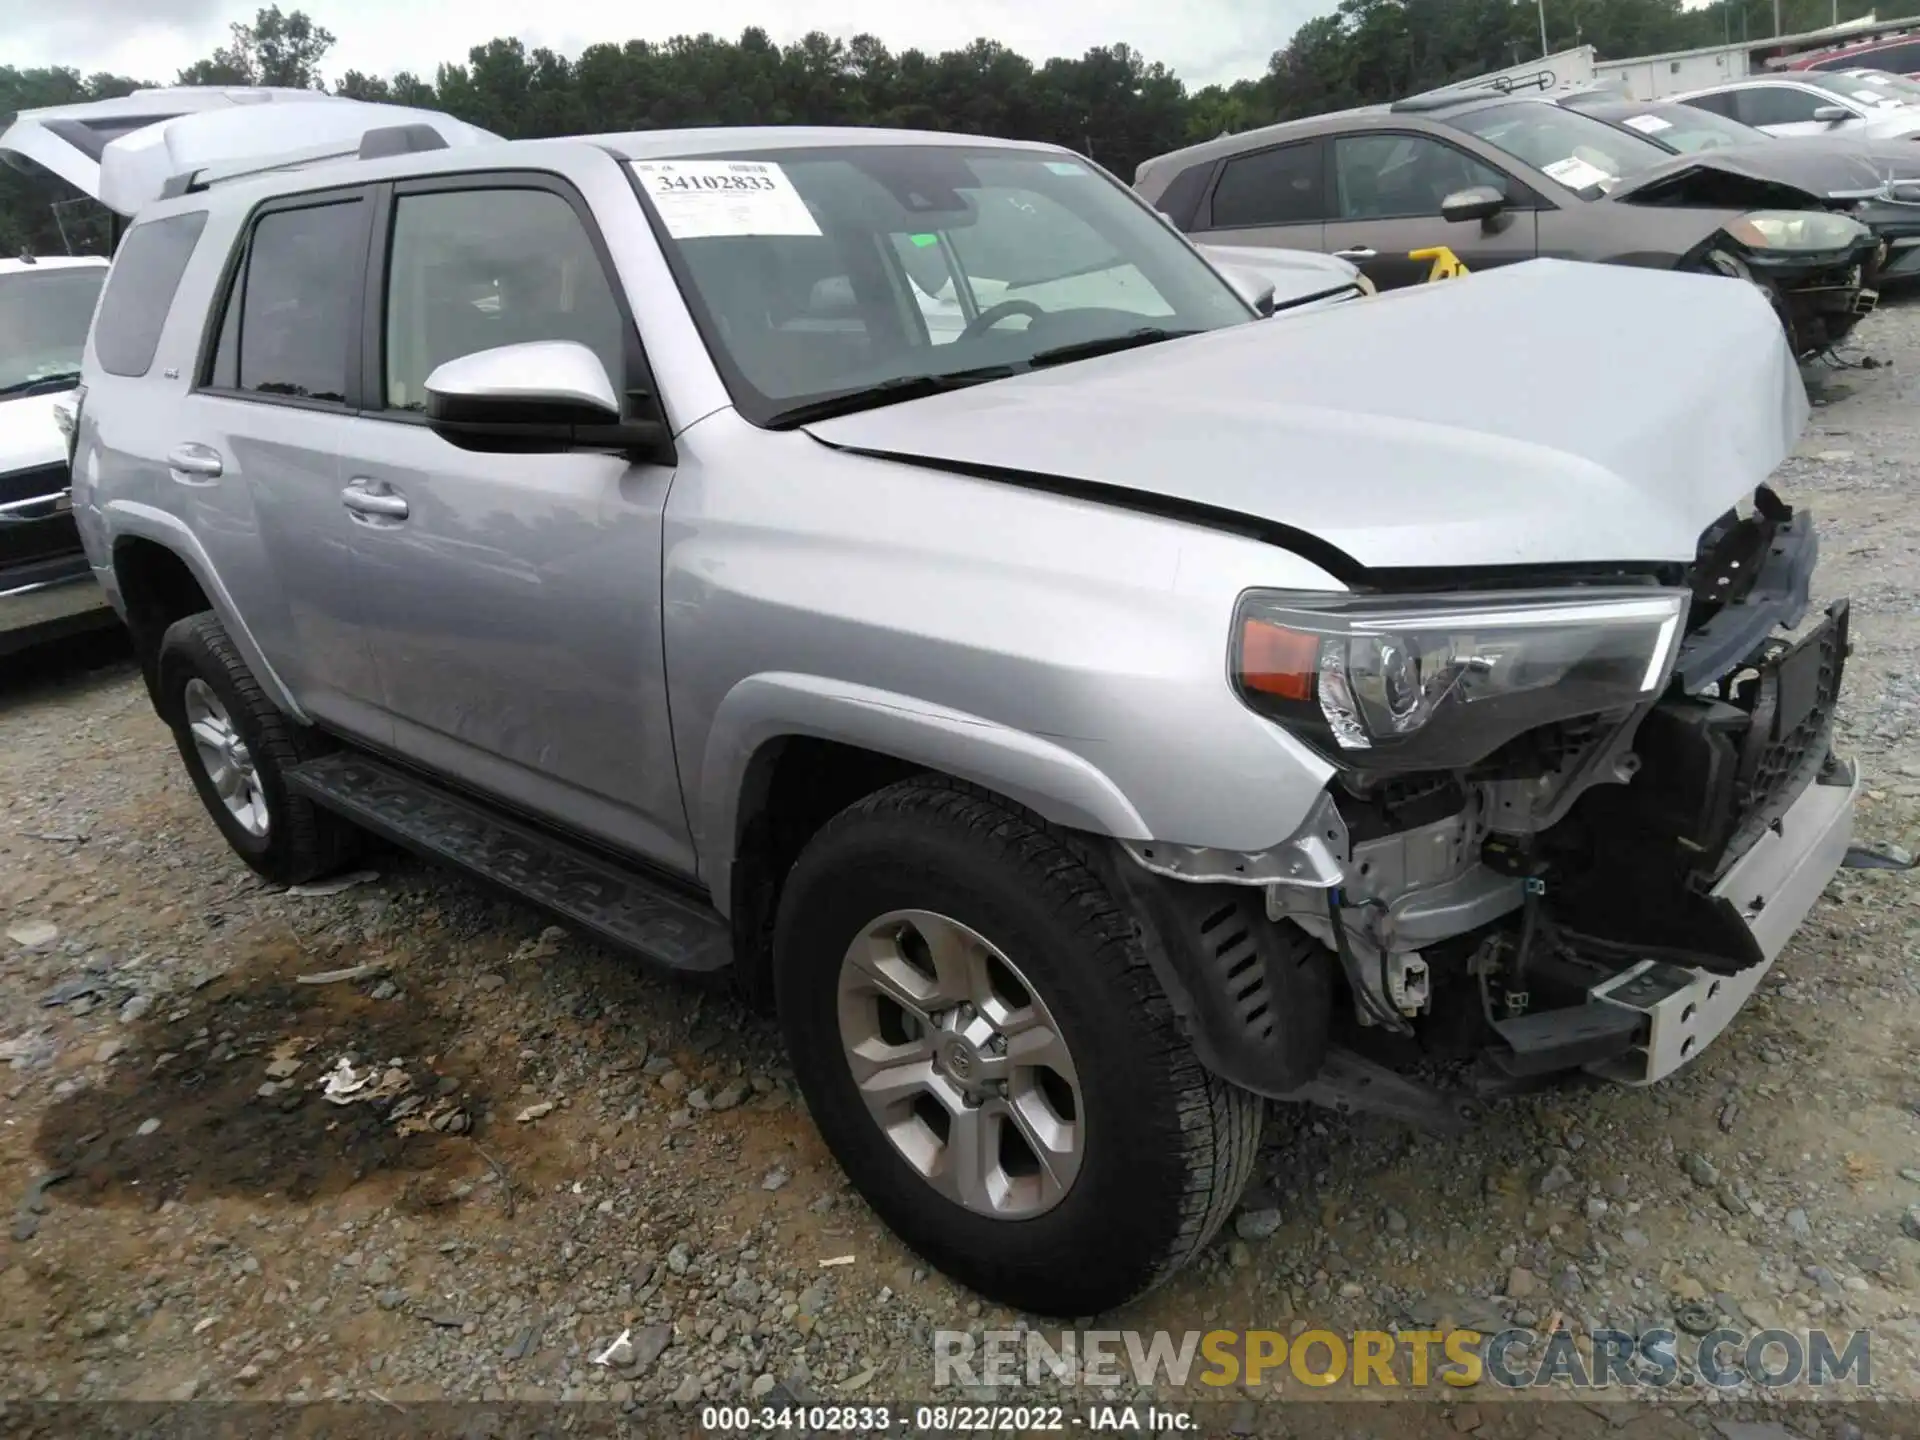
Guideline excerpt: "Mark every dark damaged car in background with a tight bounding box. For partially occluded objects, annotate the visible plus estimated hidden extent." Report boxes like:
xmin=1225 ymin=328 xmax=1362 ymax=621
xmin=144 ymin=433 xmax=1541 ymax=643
xmin=1553 ymin=87 xmax=1920 ymax=288
xmin=1136 ymin=90 xmax=1879 ymax=355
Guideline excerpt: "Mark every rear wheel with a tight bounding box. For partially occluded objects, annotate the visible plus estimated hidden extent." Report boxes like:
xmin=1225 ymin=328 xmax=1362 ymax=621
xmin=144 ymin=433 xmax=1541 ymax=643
xmin=157 ymin=612 xmax=359 ymax=886
xmin=773 ymin=777 xmax=1264 ymax=1315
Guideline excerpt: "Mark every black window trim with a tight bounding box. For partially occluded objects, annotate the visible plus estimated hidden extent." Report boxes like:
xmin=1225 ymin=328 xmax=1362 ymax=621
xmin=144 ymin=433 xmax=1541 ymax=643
xmin=192 ymin=182 xmax=374 ymax=414
xmin=1198 ymin=136 xmax=1330 ymax=231
xmin=356 ymin=167 xmax=671 ymax=443
xmin=1328 ymin=126 xmax=1545 ymax=223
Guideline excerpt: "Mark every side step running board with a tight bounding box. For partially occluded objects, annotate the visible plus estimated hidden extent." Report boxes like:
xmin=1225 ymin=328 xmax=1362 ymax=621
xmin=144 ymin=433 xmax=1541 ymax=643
xmin=285 ymin=752 xmax=734 ymax=974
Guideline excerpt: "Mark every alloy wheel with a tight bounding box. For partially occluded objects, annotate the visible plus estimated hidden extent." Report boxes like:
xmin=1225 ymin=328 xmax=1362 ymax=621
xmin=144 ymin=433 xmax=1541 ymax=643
xmin=835 ymin=909 xmax=1083 ymax=1218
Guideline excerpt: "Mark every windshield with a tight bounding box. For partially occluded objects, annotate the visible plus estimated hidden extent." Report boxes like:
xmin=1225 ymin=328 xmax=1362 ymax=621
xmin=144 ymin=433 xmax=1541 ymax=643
xmin=1603 ymin=101 xmax=1765 ymax=153
xmin=1800 ymin=72 xmax=1908 ymax=109
xmin=0 ymin=266 xmax=104 ymax=396
xmin=1447 ymin=101 xmax=1671 ymax=196
xmin=630 ymin=144 xmax=1253 ymax=427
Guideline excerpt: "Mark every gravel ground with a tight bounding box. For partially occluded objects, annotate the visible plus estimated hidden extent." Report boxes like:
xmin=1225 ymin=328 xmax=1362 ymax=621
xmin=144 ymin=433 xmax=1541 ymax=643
xmin=6 ymin=302 xmax=1920 ymax=1437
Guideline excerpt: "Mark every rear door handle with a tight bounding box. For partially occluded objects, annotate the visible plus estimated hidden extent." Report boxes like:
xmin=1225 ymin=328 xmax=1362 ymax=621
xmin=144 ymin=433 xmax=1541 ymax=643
xmin=1332 ymin=247 xmax=1378 ymax=260
xmin=342 ymin=479 xmax=408 ymax=521
xmin=166 ymin=444 xmax=224 ymax=482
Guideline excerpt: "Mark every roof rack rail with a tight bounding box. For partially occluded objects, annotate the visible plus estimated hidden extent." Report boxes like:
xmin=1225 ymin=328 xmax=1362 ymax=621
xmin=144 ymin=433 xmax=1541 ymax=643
xmin=1391 ymin=67 xmax=1557 ymax=112
xmin=156 ymin=121 xmax=451 ymax=200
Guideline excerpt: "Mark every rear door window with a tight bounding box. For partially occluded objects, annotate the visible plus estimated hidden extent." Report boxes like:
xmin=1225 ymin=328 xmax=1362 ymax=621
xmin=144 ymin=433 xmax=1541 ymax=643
xmin=207 ymin=198 xmax=366 ymax=404
xmin=1208 ymin=141 xmax=1327 ymax=228
xmin=1732 ymin=86 xmax=1832 ymax=127
xmin=92 ymin=212 xmax=207 ymax=378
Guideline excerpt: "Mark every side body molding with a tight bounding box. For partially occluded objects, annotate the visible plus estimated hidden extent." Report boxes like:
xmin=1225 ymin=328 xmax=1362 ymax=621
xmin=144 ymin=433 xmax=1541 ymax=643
xmin=697 ymin=671 xmax=1151 ymax=907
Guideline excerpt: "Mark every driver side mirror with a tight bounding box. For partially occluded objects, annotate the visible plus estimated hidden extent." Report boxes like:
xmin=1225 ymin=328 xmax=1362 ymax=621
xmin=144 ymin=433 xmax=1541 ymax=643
xmin=1441 ymin=185 xmax=1507 ymax=225
xmin=1812 ymin=105 xmax=1852 ymax=123
xmin=424 ymin=340 xmax=672 ymax=460
xmin=1216 ymin=263 xmax=1277 ymax=317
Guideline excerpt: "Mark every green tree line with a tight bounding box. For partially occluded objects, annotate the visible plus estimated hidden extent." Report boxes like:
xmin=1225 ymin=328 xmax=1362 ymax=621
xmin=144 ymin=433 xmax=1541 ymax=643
xmin=0 ymin=0 xmax=1889 ymax=257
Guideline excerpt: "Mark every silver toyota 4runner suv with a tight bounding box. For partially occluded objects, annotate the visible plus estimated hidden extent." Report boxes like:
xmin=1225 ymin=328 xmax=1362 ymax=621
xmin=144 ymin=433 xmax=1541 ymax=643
xmin=28 ymin=94 xmax=1856 ymax=1316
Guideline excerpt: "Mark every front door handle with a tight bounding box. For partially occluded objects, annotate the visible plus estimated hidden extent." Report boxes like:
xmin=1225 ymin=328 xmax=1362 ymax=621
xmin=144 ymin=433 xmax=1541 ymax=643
xmin=1332 ymin=247 xmax=1378 ymax=260
xmin=342 ymin=479 xmax=409 ymax=521
xmin=166 ymin=444 xmax=224 ymax=482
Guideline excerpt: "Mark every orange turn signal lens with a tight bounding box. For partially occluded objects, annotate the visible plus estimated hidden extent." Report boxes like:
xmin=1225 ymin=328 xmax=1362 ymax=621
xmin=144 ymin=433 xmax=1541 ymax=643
xmin=1238 ymin=618 xmax=1319 ymax=702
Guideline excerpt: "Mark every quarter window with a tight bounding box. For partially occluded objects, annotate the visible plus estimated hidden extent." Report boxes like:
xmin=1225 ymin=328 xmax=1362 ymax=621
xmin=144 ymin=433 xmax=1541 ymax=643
xmin=1331 ymin=134 xmax=1509 ymax=220
xmin=1208 ymin=141 xmax=1326 ymax=228
xmin=1679 ymin=90 xmax=1742 ymax=118
xmin=382 ymin=187 xmax=625 ymax=412
xmin=93 ymin=212 xmax=207 ymax=378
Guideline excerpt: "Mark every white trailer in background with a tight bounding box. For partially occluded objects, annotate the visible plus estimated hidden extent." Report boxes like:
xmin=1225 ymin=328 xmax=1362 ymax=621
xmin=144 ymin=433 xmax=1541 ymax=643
xmin=1402 ymin=46 xmax=1598 ymax=103
xmin=1401 ymin=17 xmax=1920 ymax=107
xmin=1594 ymin=41 xmax=1755 ymax=99
xmin=1583 ymin=16 xmax=1917 ymax=101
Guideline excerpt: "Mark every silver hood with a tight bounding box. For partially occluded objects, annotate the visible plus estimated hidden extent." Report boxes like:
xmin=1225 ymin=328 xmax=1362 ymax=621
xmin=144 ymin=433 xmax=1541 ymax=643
xmin=805 ymin=258 xmax=1806 ymax=573
xmin=1195 ymin=242 xmax=1366 ymax=309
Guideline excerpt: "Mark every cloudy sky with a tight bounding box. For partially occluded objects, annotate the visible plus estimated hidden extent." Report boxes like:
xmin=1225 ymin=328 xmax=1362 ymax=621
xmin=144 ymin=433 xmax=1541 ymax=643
xmin=0 ymin=0 xmax=1336 ymax=91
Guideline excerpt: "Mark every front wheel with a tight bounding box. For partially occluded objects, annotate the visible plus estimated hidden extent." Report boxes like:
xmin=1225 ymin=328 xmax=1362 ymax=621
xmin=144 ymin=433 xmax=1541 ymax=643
xmin=1700 ymin=247 xmax=1806 ymax=354
xmin=773 ymin=777 xmax=1264 ymax=1316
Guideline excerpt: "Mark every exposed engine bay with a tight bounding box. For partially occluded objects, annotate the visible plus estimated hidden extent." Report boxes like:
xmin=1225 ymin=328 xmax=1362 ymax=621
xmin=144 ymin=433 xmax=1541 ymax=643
xmin=1143 ymin=485 xmax=1854 ymax=1117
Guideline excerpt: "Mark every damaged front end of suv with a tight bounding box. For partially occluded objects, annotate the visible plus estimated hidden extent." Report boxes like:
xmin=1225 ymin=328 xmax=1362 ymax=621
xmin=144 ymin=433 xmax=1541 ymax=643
xmin=1612 ymin=166 xmax=1882 ymax=356
xmin=1685 ymin=212 xmax=1880 ymax=357
xmin=1177 ymin=487 xmax=1853 ymax=1124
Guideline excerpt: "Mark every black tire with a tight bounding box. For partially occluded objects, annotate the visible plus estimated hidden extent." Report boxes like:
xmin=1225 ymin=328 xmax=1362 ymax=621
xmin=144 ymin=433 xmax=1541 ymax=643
xmin=156 ymin=611 xmax=359 ymax=886
xmin=773 ymin=777 xmax=1264 ymax=1316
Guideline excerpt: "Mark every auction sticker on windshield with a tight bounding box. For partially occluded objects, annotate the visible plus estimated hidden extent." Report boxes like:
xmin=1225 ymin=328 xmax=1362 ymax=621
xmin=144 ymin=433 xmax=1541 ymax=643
xmin=1621 ymin=113 xmax=1672 ymax=134
xmin=630 ymin=160 xmax=822 ymax=239
xmin=1542 ymin=155 xmax=1614 ymax=191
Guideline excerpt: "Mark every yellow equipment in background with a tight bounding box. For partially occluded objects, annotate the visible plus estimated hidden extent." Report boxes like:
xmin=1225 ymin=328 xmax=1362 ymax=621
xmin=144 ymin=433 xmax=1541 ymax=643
xmin=1409 ymin=245 xmax=1469 ymax=282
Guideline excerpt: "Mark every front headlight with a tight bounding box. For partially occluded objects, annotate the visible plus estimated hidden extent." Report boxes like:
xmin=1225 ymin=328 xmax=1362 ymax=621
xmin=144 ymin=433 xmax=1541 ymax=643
xmin=1232 ymin=589 xmax=1687 ymax=772
xmin=1725 ymin=209 xmax=1871 ymax=251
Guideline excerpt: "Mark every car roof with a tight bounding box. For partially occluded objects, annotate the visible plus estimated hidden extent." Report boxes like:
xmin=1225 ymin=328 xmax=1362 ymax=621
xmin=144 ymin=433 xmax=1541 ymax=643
xmin=0 ymin=255 xmax=109 ymax=274
xmin=601 ymin=126 xmax=1067 ymax=161
xmin=1137 ymin=97 xmax=1558 ymax=183
xmin=116 ymin=123 xmax=1079 ymax=232
xmin=1674 ymin=76 xmax=1826 ymax=93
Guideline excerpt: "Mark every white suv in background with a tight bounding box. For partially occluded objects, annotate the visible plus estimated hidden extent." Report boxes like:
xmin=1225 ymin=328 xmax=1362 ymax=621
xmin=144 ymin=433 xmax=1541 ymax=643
xmin=1672 ymin=73 xmax=1920 ymax=139
xmin=0 ymin=253 xmax=112 ymax=655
